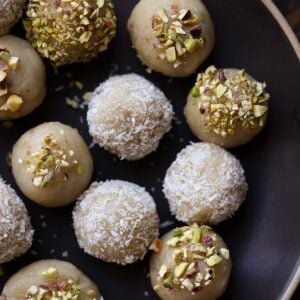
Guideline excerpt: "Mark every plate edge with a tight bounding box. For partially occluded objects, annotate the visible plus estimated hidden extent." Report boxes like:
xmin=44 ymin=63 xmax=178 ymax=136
xmin=261 ymin=0 xmax=300 ymax=60
xmin=261 ymin=1 xmax=300 ymax=298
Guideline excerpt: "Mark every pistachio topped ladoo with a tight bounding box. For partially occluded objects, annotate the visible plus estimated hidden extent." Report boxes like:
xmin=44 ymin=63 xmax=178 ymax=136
xmin=23 ymin=0 xmax=117 ymax=66
xmin=11 ymin=122 xmax=93 ymax=207
xmin=2 ymin=260 xmax=101 ymax=300
xmin=185 ymin=66 xmax=270 ymax=148
xmin=150 ymin=224 xmax=231 ymax=300
xmin=152 ymin=8 xmax=206 ymax=68
xmin=128 ymin=0 xmax=214 ymax=77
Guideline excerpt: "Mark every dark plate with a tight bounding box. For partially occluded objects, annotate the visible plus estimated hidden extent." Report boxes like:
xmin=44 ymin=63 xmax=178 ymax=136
xmin=0 ymin=0 xmax=299 ymax=299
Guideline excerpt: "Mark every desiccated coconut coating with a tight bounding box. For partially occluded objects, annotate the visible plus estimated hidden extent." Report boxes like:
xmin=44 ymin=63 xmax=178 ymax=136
xmin=163 ymin=143 xmax=248 ymax=224
xmin=73 ymin=180 xmax=160 ymax=265
xmin=0 ymin=0 xmax=25 ymax=36
xmin=87 ymin=74 xmax=174 ymax=160
xmin=0 ymin=176 xmax=33 ymax=264
xmin=23 ymin=0 xmax=117 ymax=66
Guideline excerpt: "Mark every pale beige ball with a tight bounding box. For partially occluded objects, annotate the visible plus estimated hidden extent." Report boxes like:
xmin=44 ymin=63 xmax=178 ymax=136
xmin=73 ymin=180 xmax=159 ymax=265
xmin=12 ymin=122 xmax=93 ymax=207
xmin=2 ymin=259 xmax=101 ymax=299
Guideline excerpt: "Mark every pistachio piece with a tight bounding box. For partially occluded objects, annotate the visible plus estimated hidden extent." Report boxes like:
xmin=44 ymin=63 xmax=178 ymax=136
xmin=159 ymin=264 xmax=168 ymax=278
xmin=42 ymin=267 xmax=58 ymax=280
xmin=163 ymin=273 xmax=174 ymax=288
xmin=8 ymin=56 xmax=20 ymax=70
xmin=174 ymin=262 xmax=189 ymax=278
xmin=184 ymin=38 xmax=199 ymax=53
xmin=0 ymin=94 xmax=23 ymax=112
xmin=220 ymin=248 xmax=230 ymax=259
xmin=253 ymin=105 xmax=268 ymax=117
xmin=192 ymin=227 xmax=202 ymax=243
xmin=206 ymin=254 xmax=222 ymax=266
xmin=165 ymin=47 xmax=176 ymax=63
xmin=157 ymin=8 xmax=169 ymax=23
xmin=182 ymin=278 xmax=194 ymax=291
xmin=192 ymin=86 xmax=200 ymax=97
xmin=166 ymin=237 xmax=180 ymax=247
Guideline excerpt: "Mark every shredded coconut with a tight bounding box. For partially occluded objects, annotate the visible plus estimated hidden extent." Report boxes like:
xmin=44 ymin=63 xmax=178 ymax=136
xmin=0 ymin=176 xmax=33 ymax=263
xmin=163 ymin=143 xmax=248 ymax=224
xmin=87 ymin=74 xmax=174 ymax=160
xmin=73 ymin=180 xmax=159 ymax=265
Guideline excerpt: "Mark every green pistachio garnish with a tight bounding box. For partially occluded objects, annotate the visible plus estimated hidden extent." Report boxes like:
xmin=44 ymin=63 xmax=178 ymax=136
xmin=0 ymin=48 xmax=22 ymax=112
xmin=160 ymin=224 xmax=230 ymax=294
xmin=174 ymin=262 xmax=189 ymax=278
xmin=163 ymin=273 xmax=174 ymax=288
xmin=152 ymin=7 xmax=205 ymax=68
xmin=23 ymin=135 xmax=83 ymax=188
xmin=206 ymin=254 xmax=222 ymax=266
xmin=192 ymin=65 xmax=270 ymax=137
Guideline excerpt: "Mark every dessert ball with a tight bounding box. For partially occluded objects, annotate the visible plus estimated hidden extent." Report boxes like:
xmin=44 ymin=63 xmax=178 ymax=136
xmin=87 ymin=74 xmax=173 ymax=160
xmin=2 ymin=259 xmax=101 ymax=299
xmin=0 ymin=35 xmax=46 ymax=121
xmin=163 ymin=142 xmax=248 ymax=224
xmin=0 ymin=0 xmax=25 ymax=36
xmin=23 ymin=0 xmax=117 ymax=66
xmin=73 ymin=180 xmax=159 ymax=265
xmin=11 ymin=122 xmax=93 ymax=207
xmin=184 ymin=66 xmax=270 ymax=148
xmin=0 ymin=176 xmax=33 ymax=264
xmin=128 ymin=0 xmax=214 ymax=77
xmin=150 ymin=224 xmax=231 ymax=300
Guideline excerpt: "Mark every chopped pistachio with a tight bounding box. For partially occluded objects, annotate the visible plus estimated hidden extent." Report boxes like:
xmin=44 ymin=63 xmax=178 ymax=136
xmin=163 ymin=273 xmax=174 ymax=288
xmin=220 ymin=248 xmax=230 ymax=259
xmin=184 ymin=38 xmax=199 ymax=53
xmin=174 ymin=262 xmax=189 ymax=278
xmin=152 ymin=7 xmax=205 ymax=67
xmin=165 ymin=47 xmax=176 ymax=63
xmin=191 ymin=65 xmax=270 ymax=136
xmin=27 ymin=285 xmax=38 ymax=295
xmin=192 ymin=227 xmax=202 ymax=243
xmin=42 ymin=267 xmax=58 ymax=280
xmin=0 ymin=94 xmax=23 ymax=112
xmin=253 ymin=105 xmax=268 ymax=117
xmin=206 ymin=254 xmax=222 ymax=266
xmin=166 ymin=237 xmax=180 ymax=247
xmin=182 ymin=278 xmax=194 ymax=291
xmin=159 ymin=264 xmax=168 ymax=278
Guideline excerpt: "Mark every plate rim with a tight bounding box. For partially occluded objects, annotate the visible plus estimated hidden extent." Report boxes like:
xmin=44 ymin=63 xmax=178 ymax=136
xmin=261 ymin=0 xmax=300 ymax=299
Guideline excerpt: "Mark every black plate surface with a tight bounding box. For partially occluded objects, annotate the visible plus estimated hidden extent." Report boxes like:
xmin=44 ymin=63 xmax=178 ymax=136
xmin=0 ymin=0 xmax=299 ymax=299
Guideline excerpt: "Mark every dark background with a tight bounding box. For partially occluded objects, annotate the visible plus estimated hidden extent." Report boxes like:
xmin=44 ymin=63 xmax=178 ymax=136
xmin=0 ymin=0 xmax=299 ymax=299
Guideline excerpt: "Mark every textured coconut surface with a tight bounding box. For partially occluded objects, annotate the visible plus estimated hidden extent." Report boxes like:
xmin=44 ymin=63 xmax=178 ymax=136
xmin=0 ymin=0 xmax=299 ymax=299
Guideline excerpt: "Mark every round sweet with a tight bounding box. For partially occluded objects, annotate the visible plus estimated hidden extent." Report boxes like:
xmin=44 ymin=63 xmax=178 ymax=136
xmin=0 ymin=35 xmax=46 ymax=121
xmin=128 ymin=0 xmax=214 ymax=77
xmin=73 ymin=180 xmax=160 ymax=265
xmin=2 ymin=259 xmax=101 ymax=299
xmin=87 ymin=74 xmax=173 ymax=160
xmin=11 ymin=122 xmax=93 ymax=207
xmin=150 ymin=224 xmax=231 ymax=300
xmin=163 ymin=142 xmax=248 ymax=224
xmin=23 ymin=0 xmax=117 ymax=66
xmin=0 ymin=176 xmax=33 ymax=264
xmin=184 ymin=66 xmax=270 ymax=148
xmin=0 ymin=0 xmax=25 ymax=36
